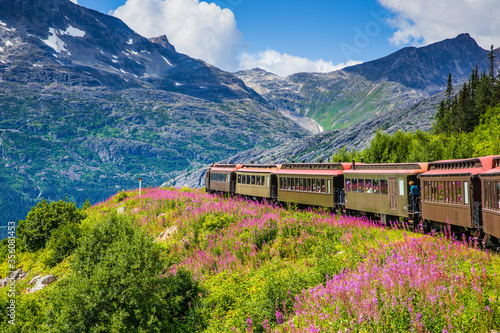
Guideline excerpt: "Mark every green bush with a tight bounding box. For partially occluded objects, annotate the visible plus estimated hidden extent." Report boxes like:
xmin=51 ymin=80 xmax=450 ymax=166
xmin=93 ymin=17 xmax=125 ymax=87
xmin=46 ymin=213 xmax=204 ymax=333
xmin=42 ymin=222 xmax=82 ymax=268
xmin=17 ymin=199 xmax=86 ymax=252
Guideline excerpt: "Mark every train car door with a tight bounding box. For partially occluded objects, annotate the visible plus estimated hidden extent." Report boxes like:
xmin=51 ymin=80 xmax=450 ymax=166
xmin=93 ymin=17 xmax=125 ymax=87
xmin=389 ymin=178 xmax=397 ymax=211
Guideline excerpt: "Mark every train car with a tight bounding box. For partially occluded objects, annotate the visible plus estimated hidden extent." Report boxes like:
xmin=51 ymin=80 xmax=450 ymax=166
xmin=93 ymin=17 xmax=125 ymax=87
xmin=274 ymin=163 xmax=351 ymax=209
xmin=343 ymin=163 xmax=428 ymax=223
xmin=205 ymin=164 xmax=242 ymax=194
xmin=419 ymin=156 xmax=498 ymax=232
xmin=479 ymin=156 xmax=500 ymax=247
xmin=235 ymin=164 xmax=280 ymax=200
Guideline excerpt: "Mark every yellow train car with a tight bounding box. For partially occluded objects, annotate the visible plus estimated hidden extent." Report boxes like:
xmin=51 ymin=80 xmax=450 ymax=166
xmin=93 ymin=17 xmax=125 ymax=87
xmin=274 ymin=163 xmax=352 ymax=208
xmin=206 ymin=164 xmax=242 ymax=194
xmin=235 ymin=164 xmax=280 ymax=199
xmin=344 ymin=163 xmax=428 ymax=223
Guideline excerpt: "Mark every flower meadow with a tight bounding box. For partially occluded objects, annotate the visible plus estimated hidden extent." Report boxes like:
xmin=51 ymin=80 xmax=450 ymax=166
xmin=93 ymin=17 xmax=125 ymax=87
xmin=89 ymin=187 xmax=500 ymax=332
xmin=4 ymin=187 xmax=500 ymax=332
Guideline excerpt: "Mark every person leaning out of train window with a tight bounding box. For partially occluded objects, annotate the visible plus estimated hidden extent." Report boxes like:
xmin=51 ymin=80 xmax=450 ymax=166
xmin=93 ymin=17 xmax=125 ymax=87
xmin=409 ymin=181 xmax=420 ymax=212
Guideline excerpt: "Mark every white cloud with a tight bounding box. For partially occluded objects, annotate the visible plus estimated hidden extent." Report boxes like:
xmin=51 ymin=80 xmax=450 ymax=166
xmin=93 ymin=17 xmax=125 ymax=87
xmin=379 ymin=0 xmax=500 ymax=49
xmin=239 ymin=49 xmax=362 ymax=77
xmin=112 ymin=0 xmax=242 ymax=71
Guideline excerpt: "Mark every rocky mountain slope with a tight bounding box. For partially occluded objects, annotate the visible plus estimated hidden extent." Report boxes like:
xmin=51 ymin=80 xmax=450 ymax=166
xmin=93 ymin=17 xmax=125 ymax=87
xmin=0 ymin=0 xmax=307 ymax=225
xmin=235 ymin=34 xmax=492 ymax=132
xmin=168 ymin=89 xmax=445 ymax=188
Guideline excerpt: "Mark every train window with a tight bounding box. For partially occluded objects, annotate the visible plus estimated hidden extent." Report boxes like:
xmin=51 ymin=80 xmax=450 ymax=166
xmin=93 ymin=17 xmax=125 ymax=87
xmin=328 ymin=180 xmax=331 ymax=194
xmin=380 ymin=180 xmax=388 ymax=194
xmin=366 ymin=179 xmax=372 ymax=193
xmin=321 ymin=179 xmax=325 ymax=193
xmin=456 ymin=181 xmax=462 ymax=203
xmin=313 ymin=179 xmax=318 ymax=192
xmin=464 ymin=182 xmax=469 ymax=204
xmin=451 ymin=182 xmax=456 ymax=204
xmin=246 ymin=175 xmax=250 ymax=184
xmin=307 ymin=179 xmax=311 ymax=191
xmin=444 ymin=182 xmax=449 ymax=203
xmin=251 ymin=175 xmax=256 ymax=185
xmin=296 ymin=178 xmax=300 ymax=191
xmin=496 ymin=182 xmax=500 ymax=209
xmin=399 ymin=179 xmax=404 ymax=196
xmin=279 ymin=178 xmax=283 ymax=189
xmin=373 ymin=179 xmax=379 ymax=193
xmin=291 ymin=178 xmax=295 ymax=191
xmin=256 ymin=176 xmax=261 ymax=186
xmin=358 ymin=179 xmax=365 ymax=192
xmin=345 ymin=178 xmax=351 ymax=191
xmin=438 ymin=182 xmax=444 ymax=201
xmin=352 ymin=179 xmax=358 ymax=192
xmin=486 ymin=181 xmax=491 ymax=208
xmin=299 ymin=178 xmax=303 ymax=191
xmin=237 ymin=175 xmax=241 ymax=183
xmin=267 ymin=176 xmax=270 ymax=187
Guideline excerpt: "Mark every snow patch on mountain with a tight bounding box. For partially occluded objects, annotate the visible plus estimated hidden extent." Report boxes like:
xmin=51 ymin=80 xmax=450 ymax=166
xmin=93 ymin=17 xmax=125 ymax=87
xmin=43 ymin=28 xmax=67 ymax=53
xmin=0 ymin=21 xmax=6 ymax=27
xmin=161 ymin=56 xmax=173 ymax=66
xmin=60 ymin=25 xmax=86 ymax=38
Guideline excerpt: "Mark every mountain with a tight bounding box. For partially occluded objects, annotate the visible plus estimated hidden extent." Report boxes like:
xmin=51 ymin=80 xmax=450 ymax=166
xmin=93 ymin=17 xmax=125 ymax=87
xmin=235 ymin=34 xmax=493 ymax=132
xmin=0 ymin=0 xmax=308 ymax=226
xmin=168 ymin=90 xmax=445 ymax=188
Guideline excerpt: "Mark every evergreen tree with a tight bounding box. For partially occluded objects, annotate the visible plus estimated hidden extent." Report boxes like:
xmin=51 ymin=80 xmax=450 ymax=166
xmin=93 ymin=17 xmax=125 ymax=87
xmin=489 ymin=45 xmax=495 ymax=80
xmin=446 ymin=73 xmax=453 ymax=111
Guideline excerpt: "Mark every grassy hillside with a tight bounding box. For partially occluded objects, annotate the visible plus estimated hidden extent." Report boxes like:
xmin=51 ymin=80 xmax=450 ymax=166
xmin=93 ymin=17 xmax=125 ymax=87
xmin=1 ymin=188 xmax=499 ymax=332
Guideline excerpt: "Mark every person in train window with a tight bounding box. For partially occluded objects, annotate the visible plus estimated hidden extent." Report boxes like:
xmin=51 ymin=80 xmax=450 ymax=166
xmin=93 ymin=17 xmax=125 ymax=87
xmin=409 ymin=181 xmax=420 ymax=212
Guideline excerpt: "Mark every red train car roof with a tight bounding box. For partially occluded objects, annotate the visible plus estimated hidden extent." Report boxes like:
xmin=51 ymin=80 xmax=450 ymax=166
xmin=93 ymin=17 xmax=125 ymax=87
xmin=344 ymin=163 xmax=428 ymax=174
xmin=237 ymin=164 xmax=281 ymax=173
xmin=274 ymin=163 xmax=351 ymax=176
xmin=274 ymin=169 xmax=345 ymax=176
xmin=208 ymin=164 xmax=242 ymax=173
xmin=421 ymin=156 xmax=500 ymax=177
xmin=479 ymin=156 xmax=500 ymax=177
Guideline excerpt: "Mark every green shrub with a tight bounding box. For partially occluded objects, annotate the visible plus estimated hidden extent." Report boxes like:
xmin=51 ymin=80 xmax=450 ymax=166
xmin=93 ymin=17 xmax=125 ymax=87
xmin=17 ymin=199 xmax=86 ymax=252
xmin=115 ymin=190 xmax=128 ymax=202
xmin=42 ymin=222 xmax=82 ymax=268
xmin=46 ymin=213 xmax=204 ymax=333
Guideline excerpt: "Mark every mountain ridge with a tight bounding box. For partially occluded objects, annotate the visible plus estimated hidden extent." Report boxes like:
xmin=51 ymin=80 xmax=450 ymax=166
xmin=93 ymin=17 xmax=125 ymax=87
xmin=235 ymin=33 xmax=494 ymax=132
xmin=0 ymin=0 xmax=307 ymax=226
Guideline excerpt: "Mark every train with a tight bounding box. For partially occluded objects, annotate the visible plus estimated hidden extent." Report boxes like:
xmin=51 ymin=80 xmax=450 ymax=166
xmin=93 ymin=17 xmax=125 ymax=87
xmin=205 ymin=155 xmax=500 ymax=250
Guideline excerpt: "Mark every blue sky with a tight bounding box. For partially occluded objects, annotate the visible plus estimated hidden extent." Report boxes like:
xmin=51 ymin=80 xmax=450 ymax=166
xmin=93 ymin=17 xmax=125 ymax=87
xmin=75 ymin=0 xmax=500 ymax=76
